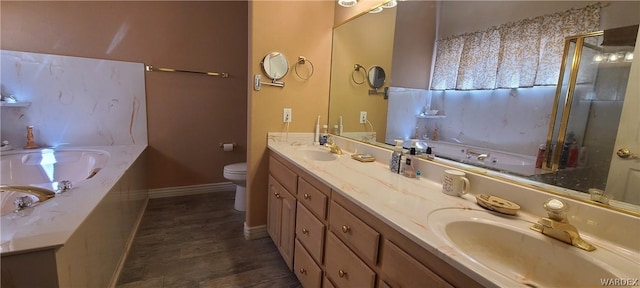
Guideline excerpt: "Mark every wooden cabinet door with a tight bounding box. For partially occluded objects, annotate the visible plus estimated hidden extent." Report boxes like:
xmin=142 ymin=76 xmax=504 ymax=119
xmin=296 ymin=204 xmax=326 ymax=264
xmin=267 ymin=176 xmax=282 ymax=246
xmin=380 ymin=240 xmax=453 ymax=288
xmin=294 ymin=240 xmax=323 ymax=288
xmin=279 ymin=188 xmax=297 ymax=270
xmin=324 ymin=232 xmax=376 ymax=288
xmin=268 ymin=175 xmax=297 ymax=271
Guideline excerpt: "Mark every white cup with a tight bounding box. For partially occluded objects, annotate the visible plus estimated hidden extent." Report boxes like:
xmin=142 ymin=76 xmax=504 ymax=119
xmin=442 ymin=170 xmax=470 ymax=196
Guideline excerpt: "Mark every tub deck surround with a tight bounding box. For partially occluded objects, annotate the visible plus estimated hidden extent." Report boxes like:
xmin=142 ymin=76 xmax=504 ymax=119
xmin=266 ymin=133 xmax=640 ymax=287
xmin=0 ymin=144 xmax=146 ymax=254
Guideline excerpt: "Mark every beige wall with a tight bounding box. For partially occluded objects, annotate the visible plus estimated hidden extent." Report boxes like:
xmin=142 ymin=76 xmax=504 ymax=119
xmin=1 ymin=1 xmax=248 ymax=189
xmin=329 ymin=8 xmax=396 ymax=142
xmin=247 ymin=1 xmax=334 ymax=227
xmin=391 ymin=1 xmax=437 ymax=89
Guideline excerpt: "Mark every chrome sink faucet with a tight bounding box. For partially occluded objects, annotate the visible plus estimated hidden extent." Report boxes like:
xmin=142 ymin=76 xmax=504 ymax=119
xmin=325 ymin=136 xmax=343 ymax=155
xmin=530 ymin=198 xmax=596 ymax=251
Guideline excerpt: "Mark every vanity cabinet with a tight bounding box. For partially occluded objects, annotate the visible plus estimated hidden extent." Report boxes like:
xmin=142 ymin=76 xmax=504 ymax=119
xmin=267 ymin=175 xmax=296 ymax=270
xmin=268 ymin=151 xmax=482 ymax=288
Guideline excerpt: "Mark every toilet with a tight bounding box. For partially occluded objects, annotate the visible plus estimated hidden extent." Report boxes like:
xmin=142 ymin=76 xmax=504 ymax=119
xmin=223 ymin=162 xmax=247 ymax=211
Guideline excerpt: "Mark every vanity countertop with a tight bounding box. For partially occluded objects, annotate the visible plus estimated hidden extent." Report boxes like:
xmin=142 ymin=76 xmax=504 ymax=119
xmin=267 ymin=134 xmax=640 ymax=287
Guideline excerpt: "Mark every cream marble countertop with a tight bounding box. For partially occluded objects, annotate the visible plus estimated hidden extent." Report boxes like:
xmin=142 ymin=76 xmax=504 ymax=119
xmin=1 ymin=145 xmax=146 ymax=255
xmin=267 ymin=134 xmax=640 ymax=287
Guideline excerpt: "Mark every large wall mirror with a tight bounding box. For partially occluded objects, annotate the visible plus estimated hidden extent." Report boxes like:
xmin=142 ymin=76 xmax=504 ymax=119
xmin=327 ymin=1 xmax=640 ymax=215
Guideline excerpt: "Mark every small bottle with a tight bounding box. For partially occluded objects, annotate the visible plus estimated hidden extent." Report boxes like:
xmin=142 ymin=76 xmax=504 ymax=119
xmin=535 ymin=144 xmax=546 ymax=169
xmin=432 ymin=128 xmax=439 ymax=141
xmin=567 ymin=143 xmax=579 ymax=168
xmin=333 ymin=125 xmax=340 ymax=135
xmin=319 ymin=124 xmax=328 ymax=145
xmin=559 ymin=142 xmax=570 ymax=169
xmin=425 ymin=146 xmax=434 ymax=160
xmin=389 ymin=140 xmax=404 ymax=173
xmin=416 ymin=169 xmax=421 ymax=180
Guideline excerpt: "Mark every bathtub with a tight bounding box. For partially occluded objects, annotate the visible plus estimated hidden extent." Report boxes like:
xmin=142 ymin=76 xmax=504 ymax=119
xmin=417 ymin=140 xmax=538 ymax=177
xmin=1 ymin=148 xmax=109 ymax=216
xmin=1 ymin=145 xmax=147 ymax=288
xmin=1 ymin=148 xmax=109 ymax=189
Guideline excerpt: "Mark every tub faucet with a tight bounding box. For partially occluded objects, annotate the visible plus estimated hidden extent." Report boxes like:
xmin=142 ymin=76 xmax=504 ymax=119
xmin=530 ymin=198 xmax=596 ymax=251
xmin=466 ymin=149 xmax=489 ymax=161
xmin=325 ymin=136 xmax=343 ymax=155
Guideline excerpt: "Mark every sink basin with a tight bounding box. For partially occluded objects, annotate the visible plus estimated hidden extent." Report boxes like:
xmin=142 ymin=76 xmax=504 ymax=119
xmin=427 ymin=209 xmax=638 ymax=287
xmin=300 ymin=149 xmax=337 ymax=161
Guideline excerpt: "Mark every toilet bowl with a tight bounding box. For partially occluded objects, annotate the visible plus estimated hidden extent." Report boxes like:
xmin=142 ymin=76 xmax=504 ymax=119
xmin=223 ymin=162 xmax=247 ymax=211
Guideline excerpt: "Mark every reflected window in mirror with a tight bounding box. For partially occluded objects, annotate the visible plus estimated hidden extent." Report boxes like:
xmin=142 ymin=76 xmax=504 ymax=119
xmin=431 ymin=3 xmax=601 ymax=91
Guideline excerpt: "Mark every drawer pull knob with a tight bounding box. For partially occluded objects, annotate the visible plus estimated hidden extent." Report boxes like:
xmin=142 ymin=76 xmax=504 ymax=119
xmin=341 ymin=225 xmax=350 ymax=233
xmin=275 ymin=193 xmax=281 ymax=199
xmin=302 ymin=228 xmax=309 ymax=234
xmin=304 ymin=193 xmax=310 ymax=199
xmin=299 ymin=268 xmax=307 ymax=274
xmin=338 ymin=269 xmax=347 ymax=278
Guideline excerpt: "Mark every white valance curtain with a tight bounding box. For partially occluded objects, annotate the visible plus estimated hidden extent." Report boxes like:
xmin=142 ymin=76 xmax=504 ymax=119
xmin=430 ymin=3 xmax=601 ymax=91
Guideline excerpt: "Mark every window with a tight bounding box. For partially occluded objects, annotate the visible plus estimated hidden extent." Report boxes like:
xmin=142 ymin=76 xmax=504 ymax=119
xmin=431 ymin=3 xmax=601 ymax=90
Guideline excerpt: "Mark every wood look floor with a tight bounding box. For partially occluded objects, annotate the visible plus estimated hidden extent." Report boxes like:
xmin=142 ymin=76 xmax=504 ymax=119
xmin=116 ymin=191 xmax=301 ymax=288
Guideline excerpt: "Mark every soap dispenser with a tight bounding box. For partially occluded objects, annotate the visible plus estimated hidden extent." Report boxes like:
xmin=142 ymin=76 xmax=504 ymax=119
xmin=389 ymin=140 xmax=404 ymax=173
xmin=402 ymin=140 xmax=418 ymax=178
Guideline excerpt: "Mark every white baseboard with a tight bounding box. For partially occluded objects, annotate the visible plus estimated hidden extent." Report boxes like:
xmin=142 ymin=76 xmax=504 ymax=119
xmin=244 ymin=222 xmax=269 ymax=240
xmin=148 ymin=182 xmax=235 ymax=199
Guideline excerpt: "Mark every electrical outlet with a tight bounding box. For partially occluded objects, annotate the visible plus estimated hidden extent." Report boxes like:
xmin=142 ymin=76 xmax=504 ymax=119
xmin=283 ymin=108 xmax=292 ymax=123
xmin=359 ymin=111 xmax=367 ymax=124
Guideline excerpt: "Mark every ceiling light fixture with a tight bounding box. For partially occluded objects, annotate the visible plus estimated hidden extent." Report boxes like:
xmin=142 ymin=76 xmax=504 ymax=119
xmin=369 ymin=6 xmax=383 ymax=13
xmin=382 ymin=0 xmax=397 ymax=8
xmin=338 ymin=0 xmax=358 ymax=8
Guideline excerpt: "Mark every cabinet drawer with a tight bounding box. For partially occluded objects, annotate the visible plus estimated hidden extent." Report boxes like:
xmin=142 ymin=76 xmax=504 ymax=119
xmin=329 ymin=201 xmax=380 ymax=264
xmin=380 ymin=240 xmax=453 ymax=288
xmin=298 ymin=177 xmax=328 ymax=219
xmin=294 ymin=240 xmax=322 ymax=288
xmin=323 ymin=276 xmax=336 ymax=288
xmin=324 ymin=232 xmax=375 ymax=288
xmin=296 ymin=204 xmax=325 ymax=264
xmin=269 ymin=156 xmax=297 ymax=193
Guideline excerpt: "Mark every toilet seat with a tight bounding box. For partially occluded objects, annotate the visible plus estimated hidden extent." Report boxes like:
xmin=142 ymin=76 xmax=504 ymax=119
xmin=224 ymin=162 xmax=247 ymax=176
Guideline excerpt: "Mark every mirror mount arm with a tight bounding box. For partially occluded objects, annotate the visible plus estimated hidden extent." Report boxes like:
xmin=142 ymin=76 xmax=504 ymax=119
xmin=368 ymin=87 xmax=389 ymax=99
xmin=253 ymin=75 xmax=285 ymax=91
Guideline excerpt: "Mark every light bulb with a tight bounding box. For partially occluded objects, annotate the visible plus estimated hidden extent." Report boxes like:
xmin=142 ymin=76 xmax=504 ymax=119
xmin=625 ymin=52 xmax=634 ymax=62
xmin=338 ymin=0 xmax=357 ymax=8
xmin=608 ymin=53 xmax=619 ymax=62
xmin=592 ymin=54 xmax=604 ymax=62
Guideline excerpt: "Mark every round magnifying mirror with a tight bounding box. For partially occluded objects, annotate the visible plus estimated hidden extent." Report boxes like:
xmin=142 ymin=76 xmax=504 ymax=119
xmin=368 ymin=66 xmax=386 ymax=89
xmin=262 ymin=52 xmax=289 ymax=80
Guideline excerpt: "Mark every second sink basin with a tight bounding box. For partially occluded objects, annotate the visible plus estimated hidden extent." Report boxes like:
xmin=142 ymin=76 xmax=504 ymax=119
xmin=427 ymin=208 xmax=638 ymax=287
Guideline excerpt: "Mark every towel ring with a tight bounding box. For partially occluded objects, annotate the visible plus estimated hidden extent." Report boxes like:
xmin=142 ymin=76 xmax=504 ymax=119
xmin=352 ymin=64 xmax=366 ymax=85
xmin=294 ymin=56 xmax=314 ymax=80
